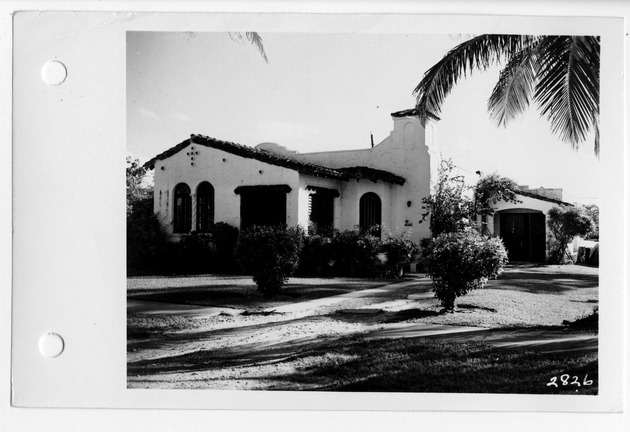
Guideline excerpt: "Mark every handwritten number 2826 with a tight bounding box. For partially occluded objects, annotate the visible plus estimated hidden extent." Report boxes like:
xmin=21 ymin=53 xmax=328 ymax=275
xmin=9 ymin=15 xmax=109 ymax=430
xmin=547 ymin=374 xmax=593 ymax=388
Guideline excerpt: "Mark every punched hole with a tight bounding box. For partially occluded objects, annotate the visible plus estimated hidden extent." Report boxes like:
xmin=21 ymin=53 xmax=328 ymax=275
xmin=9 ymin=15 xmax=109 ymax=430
xmin=39 ymin=333 xmax=65 ymax=358
xmin=41 ymin=60 xmax=67 ymax=86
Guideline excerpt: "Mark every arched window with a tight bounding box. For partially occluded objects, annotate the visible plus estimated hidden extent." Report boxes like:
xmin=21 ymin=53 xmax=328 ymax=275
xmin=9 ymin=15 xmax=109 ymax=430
xmin=359 ymin=192 xmax=381 ymax=236
xmin=196 ymin=181 xmax=215 ymax=232
xmin=173 ymin=183 xmax=192 ymax=233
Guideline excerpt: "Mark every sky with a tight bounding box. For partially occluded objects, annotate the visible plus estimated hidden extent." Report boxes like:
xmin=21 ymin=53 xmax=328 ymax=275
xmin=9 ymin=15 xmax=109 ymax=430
xmin=127 ymin=32 xmax=600 ymax=205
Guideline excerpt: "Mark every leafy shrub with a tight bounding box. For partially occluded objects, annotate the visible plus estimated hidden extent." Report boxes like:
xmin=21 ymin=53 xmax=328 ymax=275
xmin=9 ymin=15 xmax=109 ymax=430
xmin=474 ymin=173 xmax=521 ymax=217
xmin=329 ymin=228 xmax=382 ymax=277
xmin=381 ymin=231 xmax=420 ymax=277
xmin=298 ymin=227 xmax=415 ymax=278
xmin=424 ymin=229 xmax=508 ymax=310
xmin=582 ymin=204 xmax=599 ymax=241
xmin=172 ymin=224 xmax=239 ymax=274
xmin=297 ymin=233 xmax=334 ymax=276
xmin=210 ymin=222 xmax=240 ymax=272
xmin=421 ymin=159 xmax=476 ymax=237
xmin=307 ymin=221 xmax=335 ymax=238
xmin=172 ymin=232 xmax=217 ymax=274
xmin=126 ymin=157 xmax=152 ymax=217
xmin=236 ymin=225 xmax=304 ymax=296
xmin=127 ymin=195 xmax=170 ymax=275
xmin=547 ymin=206 xmax=595 ymax=264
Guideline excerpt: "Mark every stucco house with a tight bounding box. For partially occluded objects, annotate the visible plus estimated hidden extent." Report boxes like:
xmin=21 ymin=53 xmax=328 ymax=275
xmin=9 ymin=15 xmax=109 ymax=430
xmin=143 ymin=108 xmax=573 ymax=263
xmin=144 ymin=109 xmax=439 ymax=244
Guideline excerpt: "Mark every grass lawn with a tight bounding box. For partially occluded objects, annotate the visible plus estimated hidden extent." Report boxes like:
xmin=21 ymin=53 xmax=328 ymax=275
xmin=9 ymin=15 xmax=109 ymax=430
xmin=128 ymin=275 xmax=397 ymax=310
xmin=415 ymin=264 xmax=598 ymax=328
xmin=284 ymin=337 xmax=598 ymax=394
xmin=127 ymin=264 xmax=598 ymax=392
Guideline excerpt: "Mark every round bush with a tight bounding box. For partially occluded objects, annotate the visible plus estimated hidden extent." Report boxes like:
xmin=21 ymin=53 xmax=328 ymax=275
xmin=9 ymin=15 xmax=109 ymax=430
xmin=424 ymin=229 xmax=508 ymax=310
xmin=236 ymin=225 xmax=304 ymax=297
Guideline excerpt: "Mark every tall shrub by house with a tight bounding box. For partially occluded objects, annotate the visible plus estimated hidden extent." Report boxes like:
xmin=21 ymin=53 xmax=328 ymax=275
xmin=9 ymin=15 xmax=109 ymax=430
xmin=547 ymin=205 xmax=595 ymax=264
xmin=126 ymin=194 xmax=170 ymax=275
xmin=126 ymin=157 xmax=171 ymax=275
xmin=420 ymin=159 xmax=509 ymax=310
xmin=582 ymin=204 xmax=599 ymax=241
xmin=424 ymin=228 xmax=508 ymax=310
xmin=236 ymin=225 xmax=304 ymax=297
xmin=420 ymin=159 xmax=475 ymax=237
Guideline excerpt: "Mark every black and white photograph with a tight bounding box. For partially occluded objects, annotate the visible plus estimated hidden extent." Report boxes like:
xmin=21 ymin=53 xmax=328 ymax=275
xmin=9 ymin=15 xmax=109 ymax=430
xmin=126 ymin=30 xmax=603 ymax=393
xmin=4 ymin=2 xmax=630 ymax=431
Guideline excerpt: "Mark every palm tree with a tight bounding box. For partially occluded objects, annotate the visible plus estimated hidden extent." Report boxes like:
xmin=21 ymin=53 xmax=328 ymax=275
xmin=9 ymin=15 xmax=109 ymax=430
xmin=413 ymin=35 xmax=600 ymax=156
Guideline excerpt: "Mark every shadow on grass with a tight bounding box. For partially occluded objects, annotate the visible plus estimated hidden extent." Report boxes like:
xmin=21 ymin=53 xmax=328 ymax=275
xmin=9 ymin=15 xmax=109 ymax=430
xmin=264 ymin=338 xmax=599 ymax=394
xmin=457 ymin=304 xmax=498 ymax=313
xmin=128 ymin=280 xmax=394 ymax=310
xmin=127 ymin=315 xmax=336 ymax=358
xmin=489 ymin=270 xmax=598 ymax=294
xmin=331 ymin=308 xmax=442 ymax=324
xmin=128 ymin=285 xmax=252 ymax=308
xmin=127 ymin=332 xmax=343 ymax=376
xmin=128 ymin=318 xmax=598 ymax=394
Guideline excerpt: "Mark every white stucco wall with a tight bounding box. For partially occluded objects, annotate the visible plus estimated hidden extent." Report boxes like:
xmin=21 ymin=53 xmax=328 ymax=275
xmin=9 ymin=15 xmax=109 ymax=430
xmin=296 ymin=175 xmax=343 ymax=231
xmin=152 ymin=143 xmax=300 ymax=238
xmin=339 ymin=179 xmax=394 ymax=233
xmin=296 ymin=175 xmax=399 ymax=236
xmin=273 ymin=115 xmax=439 ymax=242
xmin=153 ymin=114 xmax=439 ymax=243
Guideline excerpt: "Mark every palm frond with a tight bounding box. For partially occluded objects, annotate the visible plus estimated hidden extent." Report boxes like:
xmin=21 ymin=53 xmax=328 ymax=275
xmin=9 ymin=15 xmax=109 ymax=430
xmin=593 ymin=113 xmax=600 ymax=157
xmin=228 ymin=31 xmax=268 ymax=63
xmin=414 ymin=35 xmax=530 ymax=125
xmin=488 ymin=42 xmax=539 ymax=127
xmin=228 ymin=32 xmax=244 ymax=43
xmin=246 ymin=32 xmax=268 ymax=63
xmin=534 ymin=36 xmax=600 ymax=154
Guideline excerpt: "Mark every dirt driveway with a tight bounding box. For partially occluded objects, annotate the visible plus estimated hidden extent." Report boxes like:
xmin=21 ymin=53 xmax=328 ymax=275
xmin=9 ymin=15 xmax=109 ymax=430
xmin=127 ymin=265 xmax=598 ymax=390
